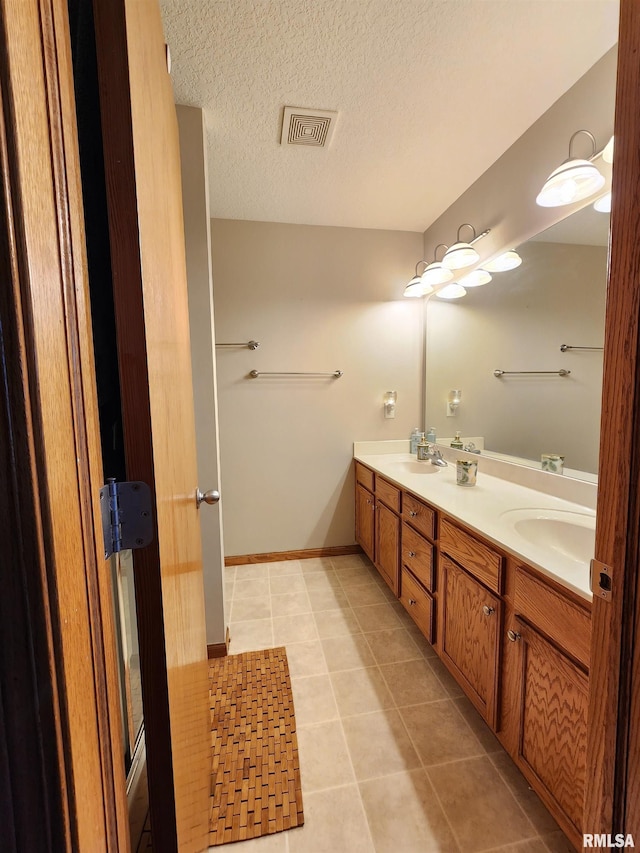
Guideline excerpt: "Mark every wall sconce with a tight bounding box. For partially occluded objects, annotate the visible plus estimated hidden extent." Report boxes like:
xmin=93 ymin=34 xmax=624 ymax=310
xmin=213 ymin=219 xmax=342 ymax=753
xmin=383 ymin=391 xmax=397 ymax=419
xmin=442 ymin=224 xmax=490 ymax=270
xmin=403 ymin=261 xmax=433 ymax=298
xmin=447 ymin=389 xmax=461 ymax=417
xmin=536 ymin=129 xmax=605 ymax=208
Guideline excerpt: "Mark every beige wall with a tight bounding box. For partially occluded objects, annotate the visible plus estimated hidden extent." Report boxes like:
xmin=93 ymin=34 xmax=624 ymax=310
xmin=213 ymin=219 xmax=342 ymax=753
xmin=177 ymin=105 xmax=226 ymax=645
xmin=425 ymin=240 xmax=606 ymax=473
xmin=211 ymin=220 xmax=423 ymax=556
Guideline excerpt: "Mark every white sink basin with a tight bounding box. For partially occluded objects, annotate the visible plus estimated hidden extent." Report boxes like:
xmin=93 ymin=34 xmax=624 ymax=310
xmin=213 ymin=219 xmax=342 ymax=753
xmin=387 ymin=460 xmax=440 ymax=475
xmin=500 ymin=508 xmax=595 ymax=566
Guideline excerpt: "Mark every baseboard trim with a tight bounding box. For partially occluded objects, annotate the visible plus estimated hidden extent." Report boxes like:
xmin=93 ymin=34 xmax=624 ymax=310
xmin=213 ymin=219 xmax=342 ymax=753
xmin=225 ymin=545 xmax=363 ymax=567
xmin=207 ymin=642 xmax=228 ymax=659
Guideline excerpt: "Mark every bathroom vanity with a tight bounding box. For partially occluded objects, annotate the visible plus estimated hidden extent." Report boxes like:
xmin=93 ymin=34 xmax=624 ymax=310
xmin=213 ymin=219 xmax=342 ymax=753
xmin=354 ymin=443 xmax=594 ymax=850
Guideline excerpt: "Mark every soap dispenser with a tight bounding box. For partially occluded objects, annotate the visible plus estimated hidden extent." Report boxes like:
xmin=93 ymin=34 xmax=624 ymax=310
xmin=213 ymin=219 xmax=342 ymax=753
xmin=410 ymin=428 xmax=421 ymax=454
xmin=450 ymin=431 xmax=463 ymax=449
xmin=417 ymin=433 xmax=430 ymax=461
xmin=426 ymin=426 xmax=437 ymax=443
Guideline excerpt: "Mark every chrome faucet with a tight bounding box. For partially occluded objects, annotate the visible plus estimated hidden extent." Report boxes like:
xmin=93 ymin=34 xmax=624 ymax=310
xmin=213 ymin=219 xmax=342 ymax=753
xmin=426 ymin=445 xmax=448 ymax=467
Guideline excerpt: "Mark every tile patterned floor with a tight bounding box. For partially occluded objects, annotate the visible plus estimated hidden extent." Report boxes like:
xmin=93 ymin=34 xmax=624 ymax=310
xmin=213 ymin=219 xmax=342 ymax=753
xmin=210 ymin=554 xmax=575 ymax=853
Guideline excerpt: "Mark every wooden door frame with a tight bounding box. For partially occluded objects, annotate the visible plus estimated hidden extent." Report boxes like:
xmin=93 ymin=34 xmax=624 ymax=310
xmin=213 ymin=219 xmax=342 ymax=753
xmin=586 ymin=0 xmax=640 ymax=839
xmin=0 ymin=0 xmax=129 ymax=849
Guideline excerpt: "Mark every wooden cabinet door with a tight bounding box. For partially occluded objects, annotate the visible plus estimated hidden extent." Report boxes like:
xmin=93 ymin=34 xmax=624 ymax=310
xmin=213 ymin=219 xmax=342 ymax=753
xmin=515 ymin=619 xmax=588 ymax=847
xmin=93 ymin=1 xmax=210 ymax=850
xmin=356 ymin=482 xmax=375 ymax=562
xmin=440 ymin=556 xmax=501 ymax=727
xmin=375 ymin=502 xmax=400 ymax=595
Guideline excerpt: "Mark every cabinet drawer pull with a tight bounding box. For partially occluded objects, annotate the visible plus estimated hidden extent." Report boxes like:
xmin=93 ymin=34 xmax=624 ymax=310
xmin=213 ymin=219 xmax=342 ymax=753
xmin=482 ymin=605 xmax=495 ymax=617
xmin=408 ymin=598 xmax=417 ymax=606
xmin=408 ymin=550 xmax=416 ymax=558
xmin=507 ymin=629 xmax=521 ymax=642
xmin=409 ymin=510 xmax=418 ymax=517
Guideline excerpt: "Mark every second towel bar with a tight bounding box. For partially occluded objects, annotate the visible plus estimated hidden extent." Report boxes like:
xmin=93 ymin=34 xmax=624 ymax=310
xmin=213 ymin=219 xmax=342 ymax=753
xmin=249 ymin=370 xmax=343 ymax=379
xmin=494 ymin=369 xmax=571 ymax=377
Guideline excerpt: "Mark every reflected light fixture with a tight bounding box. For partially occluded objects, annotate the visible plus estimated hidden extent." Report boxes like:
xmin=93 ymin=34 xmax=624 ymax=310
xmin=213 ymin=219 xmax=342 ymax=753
xmin=459 ymin=269 xmax=492 ymax=288
xmin=594 ymin=191 xmax=611 ymax=213
xmin=603 ymin=135 xmax=614 ymax=164
xmin=436 ymin=282 xmax=467 ymax=300
xmin=484 ymin=250 xmax=522 ymax=272
xmin=442 ymin=224 xmax=481 ymax=270
xmin=447 ymin=389 xmax=461 ymax=417
xmin=403 ymin=260 xmax=434 ymax=298
xmin=536 ymin=129 xmax=605 ymax=208
xmin=421 ymin=243 xmax=454 ymax=287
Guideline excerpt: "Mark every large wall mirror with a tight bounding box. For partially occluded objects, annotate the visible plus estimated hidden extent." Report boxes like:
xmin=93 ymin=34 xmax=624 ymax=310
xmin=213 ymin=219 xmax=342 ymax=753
xmin=424 ymin=201 xmax=609 ymax=480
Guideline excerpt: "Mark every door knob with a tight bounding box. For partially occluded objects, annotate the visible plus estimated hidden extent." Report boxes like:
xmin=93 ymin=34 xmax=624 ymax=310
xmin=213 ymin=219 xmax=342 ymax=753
xmin=196 ymin=488 xmax=220 ymax=507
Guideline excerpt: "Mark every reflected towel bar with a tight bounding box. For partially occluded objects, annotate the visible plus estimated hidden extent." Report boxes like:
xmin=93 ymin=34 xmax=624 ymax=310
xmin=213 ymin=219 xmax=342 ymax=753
xmin=560 ymin=344 xmax=603 ymax=352
xmin=493 ymin=369 xmax=571 ymax=377
xmin=249 ymin=370 xmax=343 ymax=379
xmin=216 ymin=340 xmax=260 ymax=350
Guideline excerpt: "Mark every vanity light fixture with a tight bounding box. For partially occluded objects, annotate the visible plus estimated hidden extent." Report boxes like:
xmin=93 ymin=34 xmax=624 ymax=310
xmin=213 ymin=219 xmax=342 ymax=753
xmin=442 ymin=224 xmax=482 ymax=270
xmin=420 ymin=244 xmax=454 ymax=287
xmin=536 ymin=129 xmax=605 ymax=208
xmin=447 ymin=389 xmax=461 ymax=417
xmin=436 ymin=282 xmax=467 ymax=299
xmin=383 ymin=391 xmax=397 ymax=419
xmin=483 ymin=250 xmax=522 ymax=272
xmin=403 ymin=260 xmax=434 ymax=298
xmin=459 ymin=268 xmax=492 ymax=288
xmin=594 ymin=191 xmax=611 ymax=213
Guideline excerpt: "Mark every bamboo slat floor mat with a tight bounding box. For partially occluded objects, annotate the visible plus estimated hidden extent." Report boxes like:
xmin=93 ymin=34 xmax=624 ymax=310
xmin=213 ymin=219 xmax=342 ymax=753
xmin=209 ymin=646 xmax=304 ymax=845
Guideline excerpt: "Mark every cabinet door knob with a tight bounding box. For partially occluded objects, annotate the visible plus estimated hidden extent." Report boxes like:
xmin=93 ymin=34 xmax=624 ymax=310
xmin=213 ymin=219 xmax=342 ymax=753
xmin=408 ymin=598 xmax=417 ymax=606
xmin=409 ymin=510 xmax=418 ymax=517
xmin=507 ymin=629 xmax=521 ymax=642
xmin=408 ymin=550 xmax=416 ymax=558
xmin=196 ymin=488 xmax=220 ymax=507
xmin=482 ymin=605 xmax=495 ymax=617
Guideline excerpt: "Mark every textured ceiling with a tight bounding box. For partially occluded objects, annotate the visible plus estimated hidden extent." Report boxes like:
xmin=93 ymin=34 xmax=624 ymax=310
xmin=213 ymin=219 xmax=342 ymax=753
xmin=160 ymin=0 xmax=619 ymax=232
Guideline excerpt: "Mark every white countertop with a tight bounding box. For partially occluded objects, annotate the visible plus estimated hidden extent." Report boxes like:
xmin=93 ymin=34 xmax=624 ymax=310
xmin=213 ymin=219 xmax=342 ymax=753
xmin=354 ymin=447 xmax=595 ymax=600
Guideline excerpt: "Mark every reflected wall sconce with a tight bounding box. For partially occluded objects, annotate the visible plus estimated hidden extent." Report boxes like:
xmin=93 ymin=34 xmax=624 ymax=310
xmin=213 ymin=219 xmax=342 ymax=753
xmin=484 ymin=250 xmax=522 ymax=272
xmin=594 ymin=191 xmax=611 ymax=213
xmin=436 ymin=282 xmax=467 ymax=300
xmin=403 ymin=260 xmax=433 ymax=298
xmin=447 ymin=389 xmax=461 ymax=417
xmin=459 ymin=268 xmax=492 ymax=288
xmin=536 ymin=129 xmax=605 ymax=208
xmin=383 ymin=390 xmax=397 ymax=419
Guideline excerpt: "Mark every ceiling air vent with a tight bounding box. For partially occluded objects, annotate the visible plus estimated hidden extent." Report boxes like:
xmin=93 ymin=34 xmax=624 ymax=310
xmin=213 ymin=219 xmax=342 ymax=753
xmin=281 ymin=106 xmax=338 ymax=148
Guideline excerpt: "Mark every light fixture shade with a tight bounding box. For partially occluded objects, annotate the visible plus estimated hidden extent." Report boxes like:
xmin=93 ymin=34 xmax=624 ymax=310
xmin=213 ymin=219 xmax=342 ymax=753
xmin=421 ymin=262 xmax=454 ymax=286
xmin=436 ymin=283 xmax=467 ymax=300
xmin=442 ymin=242 xmax=480 ymax=270
xmin=594 ymin=191 xmax=611 ymax=213
xmin=403 ymin=275 xmax=433 ymax=298
xmin=484 ymin=250 xmax=522 ymax=272
xmin=603 ymin=135 xmax=614 ymax=164
xmin=459 ymin=269 xmax=492 ymax=288
xmin=536 ymin=158 xmax=605 ymax=208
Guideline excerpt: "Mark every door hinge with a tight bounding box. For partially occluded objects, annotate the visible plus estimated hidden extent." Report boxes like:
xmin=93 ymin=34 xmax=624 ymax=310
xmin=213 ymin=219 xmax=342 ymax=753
xmin=590 ymin=558 xmax=612 ymax=601
xmin=100 ymin=478 xmax=153 ymax=560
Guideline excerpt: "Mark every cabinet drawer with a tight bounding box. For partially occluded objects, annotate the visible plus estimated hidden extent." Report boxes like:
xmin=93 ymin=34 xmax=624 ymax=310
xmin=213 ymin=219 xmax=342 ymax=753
xmin=400 ymin=567 xmax=435 ymax=644
xmin=402 ymin=523 xmax=435 ymax=591
xmin=402 ymin=492 xmax=436 ymax=541
xmin=514 ymin=567 xmax=591 ymax=669
xmin=375 ymin=476 xmax=401 ymax=512
xmin=355 ymin=461 xmax=374 ymax=491
xmin=440 ymin=517 xmax=503 ymax=594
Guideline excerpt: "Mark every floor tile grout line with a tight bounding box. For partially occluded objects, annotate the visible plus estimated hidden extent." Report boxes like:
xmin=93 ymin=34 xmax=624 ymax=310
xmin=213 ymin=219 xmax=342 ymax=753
xmin=317 ymin=639 xmax=378 ymax=852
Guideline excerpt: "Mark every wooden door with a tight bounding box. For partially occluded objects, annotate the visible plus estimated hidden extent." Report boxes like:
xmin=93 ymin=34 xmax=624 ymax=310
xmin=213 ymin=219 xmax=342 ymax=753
xmin=375 ymin=501 xmax=400 ymax=594
xmin=356 ymin=482 xmax=375 ymax=562
xmin=0 ymin=0 xmax=129 ymax=849
xmin=515 ymin=620 xmax=588 ymax=847
xmin=440 ymin=556 xmax=501 ymax=727
xmin=92 ymin=1 xmax=210 ymax=850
